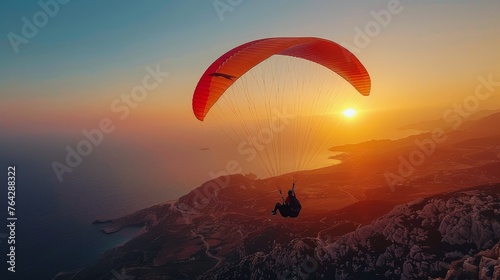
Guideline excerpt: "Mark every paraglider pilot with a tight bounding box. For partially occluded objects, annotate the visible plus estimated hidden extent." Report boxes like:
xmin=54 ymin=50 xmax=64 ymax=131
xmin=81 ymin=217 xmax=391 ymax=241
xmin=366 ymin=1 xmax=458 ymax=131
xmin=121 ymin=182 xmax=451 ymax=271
xmin=272 ymin=182 xmax=301 ymax=218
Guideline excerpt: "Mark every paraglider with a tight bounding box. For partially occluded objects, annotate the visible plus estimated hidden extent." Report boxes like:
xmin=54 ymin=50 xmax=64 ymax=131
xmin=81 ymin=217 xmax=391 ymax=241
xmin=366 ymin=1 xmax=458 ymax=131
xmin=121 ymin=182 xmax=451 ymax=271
xmin=272 ymin=182 xmax=301 ymax=218
xmin=192 ymin=37 xmax=371 ymax=217
xmin=193 ymin=37 xmax=370 ymax=121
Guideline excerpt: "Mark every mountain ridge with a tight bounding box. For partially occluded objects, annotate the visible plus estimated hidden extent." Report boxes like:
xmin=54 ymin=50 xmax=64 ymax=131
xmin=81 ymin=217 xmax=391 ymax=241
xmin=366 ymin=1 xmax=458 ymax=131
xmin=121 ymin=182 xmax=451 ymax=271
xmin=54 ymin=110 xmax=500 ymax=280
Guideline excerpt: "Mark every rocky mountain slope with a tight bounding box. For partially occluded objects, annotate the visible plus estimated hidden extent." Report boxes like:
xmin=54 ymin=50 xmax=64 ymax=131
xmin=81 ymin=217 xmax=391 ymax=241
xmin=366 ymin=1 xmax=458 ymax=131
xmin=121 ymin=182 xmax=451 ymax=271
xmin=53 ymin=112 xmax=500 ymax=280
xmin=55 ymin=183 xmax=500 ymax=280
xmin=433 ymin=242 xmax=500 ymax=280
xmin=197 ymin=184 xmax=500 ymax=280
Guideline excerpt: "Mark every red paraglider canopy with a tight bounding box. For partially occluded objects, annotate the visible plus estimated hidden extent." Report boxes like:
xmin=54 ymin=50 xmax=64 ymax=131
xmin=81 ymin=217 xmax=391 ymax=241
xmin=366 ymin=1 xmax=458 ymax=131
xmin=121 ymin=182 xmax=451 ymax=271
xmin=192 ymin=37 xmax=371 ymax=121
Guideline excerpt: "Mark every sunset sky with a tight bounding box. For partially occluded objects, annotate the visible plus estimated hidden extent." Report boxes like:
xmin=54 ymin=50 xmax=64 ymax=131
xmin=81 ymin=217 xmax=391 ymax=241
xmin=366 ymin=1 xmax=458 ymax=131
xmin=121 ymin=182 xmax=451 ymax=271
xmin=1 ymin=1 xmax=500 ymax=199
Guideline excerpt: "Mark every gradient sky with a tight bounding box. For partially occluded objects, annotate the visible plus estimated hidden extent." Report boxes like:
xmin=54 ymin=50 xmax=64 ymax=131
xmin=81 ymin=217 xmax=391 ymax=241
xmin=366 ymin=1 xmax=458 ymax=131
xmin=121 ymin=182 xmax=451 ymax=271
xmin=1 ymin=1 xmax=500 ymax=197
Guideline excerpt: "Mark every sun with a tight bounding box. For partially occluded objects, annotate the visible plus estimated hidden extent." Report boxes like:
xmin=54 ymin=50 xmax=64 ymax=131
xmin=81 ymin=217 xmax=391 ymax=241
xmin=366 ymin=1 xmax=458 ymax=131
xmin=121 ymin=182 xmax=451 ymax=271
xmin=343 ymin=108 xmax=357 ymax=118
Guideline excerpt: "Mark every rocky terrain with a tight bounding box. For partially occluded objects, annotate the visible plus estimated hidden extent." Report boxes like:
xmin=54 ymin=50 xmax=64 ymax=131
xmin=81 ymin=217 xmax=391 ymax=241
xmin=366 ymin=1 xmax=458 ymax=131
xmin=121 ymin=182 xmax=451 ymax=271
xmin=196 ymin=184 xmax=500 ymax=280
xmin=54 ymin=111 xmax=500 ymax=280
xmin=53 ymin=182 xmax=500 ymax=280
xmin=433 ymin=242 xmax=500 ymax=280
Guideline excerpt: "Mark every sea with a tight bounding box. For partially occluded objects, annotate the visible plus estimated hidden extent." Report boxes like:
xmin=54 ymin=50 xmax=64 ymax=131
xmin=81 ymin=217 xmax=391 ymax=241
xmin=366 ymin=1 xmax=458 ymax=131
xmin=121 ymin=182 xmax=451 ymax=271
xmin=0 ymin=136 xmax=182 ymax=280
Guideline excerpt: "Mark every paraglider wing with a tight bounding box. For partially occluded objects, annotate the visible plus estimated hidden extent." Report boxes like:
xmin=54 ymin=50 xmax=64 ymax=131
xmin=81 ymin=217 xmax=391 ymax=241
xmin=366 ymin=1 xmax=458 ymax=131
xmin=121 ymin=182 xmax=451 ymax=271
xmin=192 ymin=37 xmax=371 ymax=121
xmin=209 ymin=72 xmax=237 ymax=80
